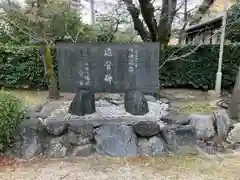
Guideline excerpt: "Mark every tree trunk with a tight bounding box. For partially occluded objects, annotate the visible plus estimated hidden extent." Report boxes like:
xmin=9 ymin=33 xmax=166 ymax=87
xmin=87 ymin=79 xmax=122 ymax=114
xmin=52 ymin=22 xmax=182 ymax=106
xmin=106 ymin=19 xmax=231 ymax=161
xmin=43 ymin=44 xmax=60 ymax=99
xmin=37 ymin=0 xmax=59 ymax=99
xmin=178 ymin=0 xmax=187 ymax=45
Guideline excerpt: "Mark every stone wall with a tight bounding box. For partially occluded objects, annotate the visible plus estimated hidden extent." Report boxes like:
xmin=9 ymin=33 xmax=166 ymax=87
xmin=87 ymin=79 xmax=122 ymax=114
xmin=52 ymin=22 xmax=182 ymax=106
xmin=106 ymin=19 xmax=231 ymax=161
xmin=12 ymin=115 xmax=198 ymax=159
xmin=11 ymin=94 xmax=240 ymax=159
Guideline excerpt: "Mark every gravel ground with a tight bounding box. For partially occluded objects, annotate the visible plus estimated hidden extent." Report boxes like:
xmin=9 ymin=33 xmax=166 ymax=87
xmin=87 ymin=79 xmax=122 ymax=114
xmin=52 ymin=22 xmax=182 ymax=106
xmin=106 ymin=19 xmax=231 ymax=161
xmin=0 ymin=155 xmax=240 ymax=180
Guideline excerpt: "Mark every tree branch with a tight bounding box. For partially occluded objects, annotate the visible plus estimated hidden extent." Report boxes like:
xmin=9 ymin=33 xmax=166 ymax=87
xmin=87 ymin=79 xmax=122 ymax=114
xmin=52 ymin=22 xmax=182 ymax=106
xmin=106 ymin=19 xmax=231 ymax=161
xmin=123 ymin=0 xmax=150 ymax=41
xmin=138 ymin=0 xmax=157 ymax=41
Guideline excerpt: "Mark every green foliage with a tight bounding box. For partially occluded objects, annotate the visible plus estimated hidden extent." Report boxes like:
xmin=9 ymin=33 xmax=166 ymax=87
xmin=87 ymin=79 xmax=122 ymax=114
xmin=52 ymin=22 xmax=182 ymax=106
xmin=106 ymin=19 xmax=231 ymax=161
xmin=0 ymin=44 xmax=46 ymax=89
xmin=0 ymin=90 xmax=25 ymax=151
xmin=226 ymin=4 xmax=240 ymax=42
xmin=160 ymin=44 xmax=240 ymax=90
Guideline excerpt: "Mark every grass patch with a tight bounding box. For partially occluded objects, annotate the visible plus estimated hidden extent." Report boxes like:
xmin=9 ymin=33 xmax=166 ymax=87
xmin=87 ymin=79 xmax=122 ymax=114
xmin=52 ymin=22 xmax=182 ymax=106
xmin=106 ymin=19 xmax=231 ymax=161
xmin=2 ymin=89 xmax=48 ymax=107
xmin=177 ymin=101 xmax=216 ymax=114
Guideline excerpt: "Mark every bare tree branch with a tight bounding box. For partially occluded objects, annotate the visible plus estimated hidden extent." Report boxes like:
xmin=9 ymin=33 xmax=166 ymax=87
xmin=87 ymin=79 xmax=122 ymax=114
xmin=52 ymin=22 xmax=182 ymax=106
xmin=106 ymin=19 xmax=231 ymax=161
xmin=122 ymin=0 xmax=150 ymax=41
xmin=138 ymin=0 xmax=157 ymax=41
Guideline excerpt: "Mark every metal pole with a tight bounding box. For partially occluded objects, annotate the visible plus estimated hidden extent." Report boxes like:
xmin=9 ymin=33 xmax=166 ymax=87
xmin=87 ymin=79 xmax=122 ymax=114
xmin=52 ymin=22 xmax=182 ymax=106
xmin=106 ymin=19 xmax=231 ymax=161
xmin=215 ymin=0 xmax=228 ymax=96
xmin=90 ymin=0 xmax=95 ymax=24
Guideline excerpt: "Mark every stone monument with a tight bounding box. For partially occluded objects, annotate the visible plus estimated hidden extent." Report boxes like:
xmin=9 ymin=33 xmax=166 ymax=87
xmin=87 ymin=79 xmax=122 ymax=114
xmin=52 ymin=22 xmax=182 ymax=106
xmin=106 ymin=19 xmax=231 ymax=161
xmin=228 ymin=66 xmax=240 ymax=121
xmin=55 ymin=42 xmax=159 ymax=116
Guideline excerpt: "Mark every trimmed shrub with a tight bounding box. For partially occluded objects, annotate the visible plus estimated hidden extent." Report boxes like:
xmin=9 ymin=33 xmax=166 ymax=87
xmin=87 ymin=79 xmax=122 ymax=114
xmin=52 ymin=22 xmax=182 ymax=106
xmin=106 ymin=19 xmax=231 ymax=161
xmin=0 ymin=90 xmax=26 ymax=151
xmin=160 ymin=44 xmax=240 ymax=90
xmin=0 ymin=44 xmax=46 ymax=89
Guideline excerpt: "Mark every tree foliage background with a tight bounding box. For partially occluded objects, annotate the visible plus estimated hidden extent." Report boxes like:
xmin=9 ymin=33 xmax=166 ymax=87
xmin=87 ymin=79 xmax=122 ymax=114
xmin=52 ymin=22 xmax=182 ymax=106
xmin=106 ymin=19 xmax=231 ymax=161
xmin=226 ymin=3 xmax=240 ymax=42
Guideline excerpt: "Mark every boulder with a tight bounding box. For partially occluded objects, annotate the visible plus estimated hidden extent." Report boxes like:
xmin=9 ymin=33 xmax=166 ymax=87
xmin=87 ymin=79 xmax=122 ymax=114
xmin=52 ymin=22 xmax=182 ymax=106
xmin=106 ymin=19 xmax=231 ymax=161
xmin=213 ymin=109 xmax=232 ymax=140
xmin=144 ymin=95 xmax=157 ymax=102
xmin=71 ymin=144 xmax=94 ymax=156
xmin=94 ymin=124 xmax=137 ymax=156
xmin=161 ymin=127 xmax=177 ymax=152
xmin=147 ymin=101 xmax=168 ymax=117
xmin=45 ymin=121 xmax=69 ymax=136
xmin=137 ymin=136 xmax=165 ymax=156
xmin=161 ymin=114 xmax=189 ymax=125
xmin=174 ymin=125 xmax=197 ymax=146
xmin=67 ymin=121 xmax=94 ymax=145
xmin=189 ymin=114 xmax=216 ymax=140
xmin=12 ymin=119 xmax=44 ymax=159
xmin=47 ymin=137 xmax=68 ymax=158
xmin=124 ymin=91 xmax=149 ymax=115
xmin=68 ymin=90 xmax=96 ymax=116
xmin=68 ymin=122 xmax=94 ymax=138
xmin=133 ymin=121 xmax=160 ymax=137
xmin=227 ymin=123 xmax=240 ymax=144
xmin=67 ymin=131 xmax=92 ymax=146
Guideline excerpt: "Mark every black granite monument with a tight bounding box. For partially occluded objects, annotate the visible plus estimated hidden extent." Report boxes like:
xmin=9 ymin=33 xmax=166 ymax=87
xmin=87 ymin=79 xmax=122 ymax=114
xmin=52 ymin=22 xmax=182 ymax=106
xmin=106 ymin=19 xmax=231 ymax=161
xmin=56 ymin=42 xmax=159 ymax=116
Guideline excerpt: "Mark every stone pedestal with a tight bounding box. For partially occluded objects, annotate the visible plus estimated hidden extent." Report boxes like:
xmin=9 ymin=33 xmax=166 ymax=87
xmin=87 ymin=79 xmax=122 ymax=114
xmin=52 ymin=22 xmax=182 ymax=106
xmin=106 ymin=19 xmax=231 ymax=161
xmin=124 ymin=91 xmax=149 ymax=115
xmin=68 ymin=89 xmax=96 ymax=116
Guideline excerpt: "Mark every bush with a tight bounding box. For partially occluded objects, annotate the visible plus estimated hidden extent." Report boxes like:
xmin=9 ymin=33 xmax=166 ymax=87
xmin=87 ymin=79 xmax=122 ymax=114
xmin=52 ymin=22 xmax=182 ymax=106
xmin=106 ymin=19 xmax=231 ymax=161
xmin=160 ymin=44 xmax=240 ymax=90
xmin=0 ymin=90 xmax=26 ymax=151
xmin=0 ymin=44 xmax=47 ymax=89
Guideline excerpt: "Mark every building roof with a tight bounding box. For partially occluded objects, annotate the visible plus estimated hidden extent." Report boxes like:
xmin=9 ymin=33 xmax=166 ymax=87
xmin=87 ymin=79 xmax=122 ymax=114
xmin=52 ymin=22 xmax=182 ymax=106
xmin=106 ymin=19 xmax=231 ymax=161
xmin=185 ymin=13 xmax=223 ymax=31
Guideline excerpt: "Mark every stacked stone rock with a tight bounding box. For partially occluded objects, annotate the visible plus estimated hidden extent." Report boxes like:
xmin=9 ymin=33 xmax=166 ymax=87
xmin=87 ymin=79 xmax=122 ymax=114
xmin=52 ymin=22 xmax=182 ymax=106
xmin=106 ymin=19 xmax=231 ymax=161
xmin=13 ymin=116 xmax=198 ymax=159
xmin=11 ymin=92 xmax=240 ymax=159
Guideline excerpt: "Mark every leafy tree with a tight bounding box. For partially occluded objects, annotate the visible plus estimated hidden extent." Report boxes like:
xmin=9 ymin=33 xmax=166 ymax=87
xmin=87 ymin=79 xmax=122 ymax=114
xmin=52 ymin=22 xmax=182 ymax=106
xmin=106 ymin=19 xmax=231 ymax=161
xmin=226 ymin=4 xmax=240 ymax=42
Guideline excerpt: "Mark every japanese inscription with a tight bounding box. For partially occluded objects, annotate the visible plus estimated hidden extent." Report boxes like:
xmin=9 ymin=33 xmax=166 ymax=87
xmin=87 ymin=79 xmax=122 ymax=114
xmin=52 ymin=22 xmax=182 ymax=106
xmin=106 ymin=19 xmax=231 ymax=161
xmin=104 ymin=47 xmax=113 ymax=84
xmin=77 ymin=48 xmax=91 ymax=86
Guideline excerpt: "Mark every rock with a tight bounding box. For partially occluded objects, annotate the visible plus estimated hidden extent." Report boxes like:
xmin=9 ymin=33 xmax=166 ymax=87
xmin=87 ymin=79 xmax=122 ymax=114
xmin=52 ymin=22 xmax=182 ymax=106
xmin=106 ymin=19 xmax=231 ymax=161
xmin=161 ymin=127 xmax=177 ymax=152
xmin=67 ymin=131 xmax=92 ymax=146
xmin=12 ymin=119 xmax=44 ymax=159
xmin=71 ymin=144 xmax=94 ymax=156
xmin=69 ymin=90 xmax=96 ymax=116
xmin=68 ymin=122 xmax=94 ymax=138
xmin=26 ymin=110 xmax=48 ymax=120
xmin=133 ymin=121 xmax=160 ymax=137
xmin=159 ymin=98 xmax=170 ymax=104
xmin=144 ymin=95 xmax=157 ymax=102
xmin=124 ymin=91 xmax=149 ymax=115
xmin=19 ymin=134 xmax=43 ymax=159
xmin=147 ymin=101 xmax=168 ymax=117
xmin=40 ymin=101 xmax=63 ymax=117
xmin=94 ymin=124 xmax=137 ymax=156
xmin=101 ymin=94 xmax=124 ymax=106
xmin=45 ymin=121 xmax=69 ymax=136
xmin=161 ymin=114 xmax=189 ymax=125
xmin=174 ymin=125 xmax=197 ymax=146
xmin=67 ymin=121 xmax=94 ymax=145
xmin=227 ymin=123 xmax=240 ymax=144
xmin=189 ymin=114 xmax=216 ymax=140
xmin=157 ymin=121 xmax=166 ymax=131
xmin=47 ymin=137 xmax=68 ymax=158
xmin=68 ymin=121 xmax=94 ymax=145
xmin=137 ymin=136 xmax=165 ymax=156
xmin=213 ymin=109 xmax=232 ymax=139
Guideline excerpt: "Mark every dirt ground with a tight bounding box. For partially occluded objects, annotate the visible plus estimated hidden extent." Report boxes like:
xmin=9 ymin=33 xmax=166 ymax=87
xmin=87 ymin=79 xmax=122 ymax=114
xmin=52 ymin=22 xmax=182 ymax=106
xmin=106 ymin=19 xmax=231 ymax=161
xmin=0 ymin=88 xmax=238 ymax=180
xmin=1 ymin=155 xmax=240 ymax=180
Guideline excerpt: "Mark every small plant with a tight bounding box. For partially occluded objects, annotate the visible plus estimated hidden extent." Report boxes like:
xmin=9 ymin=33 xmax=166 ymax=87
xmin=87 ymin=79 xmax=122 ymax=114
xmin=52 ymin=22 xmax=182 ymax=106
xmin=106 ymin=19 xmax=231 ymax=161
xmin=0 ymin=90 xmax=26 ymax=151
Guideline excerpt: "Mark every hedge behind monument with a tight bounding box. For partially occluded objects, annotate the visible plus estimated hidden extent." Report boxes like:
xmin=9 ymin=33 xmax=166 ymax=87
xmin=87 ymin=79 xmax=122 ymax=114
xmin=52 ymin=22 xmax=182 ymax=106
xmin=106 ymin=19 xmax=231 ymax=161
xmin=0 ymin=43 xmax=240 ymax=90
xmin=160 ymin=44 xmax=240 ymax=90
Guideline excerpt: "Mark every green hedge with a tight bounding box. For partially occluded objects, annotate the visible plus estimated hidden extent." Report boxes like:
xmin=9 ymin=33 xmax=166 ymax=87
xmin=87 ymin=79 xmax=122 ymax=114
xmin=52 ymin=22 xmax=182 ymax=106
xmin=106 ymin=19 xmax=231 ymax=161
xmin=0 ymin=44 xmax=46 ymax=89
xmin=161 ymin=44 xmax=240 ymax=90
xmin=0 ymin=44 xmax=240 ymax=90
